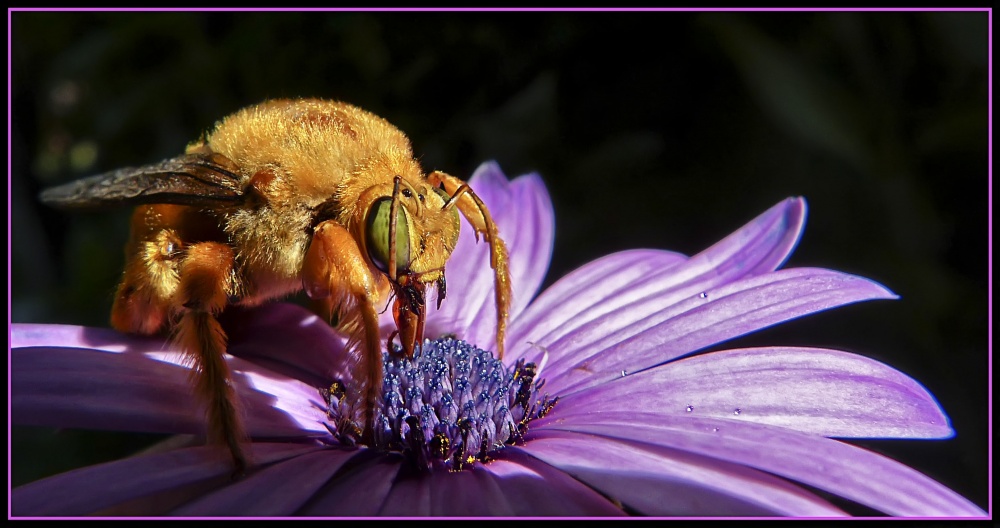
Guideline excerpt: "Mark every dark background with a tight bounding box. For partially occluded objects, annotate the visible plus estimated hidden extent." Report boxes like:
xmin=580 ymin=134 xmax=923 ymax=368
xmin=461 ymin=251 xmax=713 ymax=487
xmin=9 ymin=10 xmax=989 ymax=514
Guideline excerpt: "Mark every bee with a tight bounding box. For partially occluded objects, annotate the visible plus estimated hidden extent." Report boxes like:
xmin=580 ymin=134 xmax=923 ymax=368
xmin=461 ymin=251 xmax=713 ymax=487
xmin=39 ymin=98 xmax=512 ymax=473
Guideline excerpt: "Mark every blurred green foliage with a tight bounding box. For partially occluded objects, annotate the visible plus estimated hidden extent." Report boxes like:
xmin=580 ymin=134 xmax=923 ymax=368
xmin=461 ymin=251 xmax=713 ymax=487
xmin=10 ymin=10 xmax=988 ymax=513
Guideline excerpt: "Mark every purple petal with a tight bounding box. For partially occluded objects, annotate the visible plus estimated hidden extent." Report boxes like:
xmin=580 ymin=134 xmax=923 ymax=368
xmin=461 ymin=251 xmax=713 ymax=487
xmin=296 ymin=454 xmax=401 ymax=515
xmin=540 ymin=267 xmax=897 ymax=395
xmin=713 ymin=196 xmax=806 ymax=276
xmin=378 ymin=469 xmax=431 ymax=516
xmin=519 ymin=429 xmax=846 ymax=516
xmin=219 ymin=303 xmax=355 ymax=388
xmin=428 ymin=162 xmax=555 ymax=349
xmin=507 ymin=249 xmax=688 ymax=369
xmin=537 ymin=412 xmax=985 ymax=516
xmin=12 ymin=346 xmax=203 ymax=435
xmin=11 ymin=443 xmax=323 ymax=516
xmin=481 ymin=450 xmax=628 ymax=516
xmin=231 ymin=358 xmax=332 ymax=437
xmin=11 ymin=323 xmax=191 ymax=367
xmin=475 ymin=164 xmax=555 ymax=318
xmin=555 ymin=347 xmax=953 ymax=439
xmin=11 ymin=323 xmax=167 ymax=352
xmin=170 ymin=448 xmax=359 ymax=516
xmin=424 ymin=465 xmax=519 ymax=516
xmin=508 ymin=197 xmax=807 ymax=366
xmin=381 ymin=453 xmax=627 ymax=516
xmin=12 ymin=346 xmax=329 ymax=438
xmin=13 ymin=303 xmax=358 ymax=390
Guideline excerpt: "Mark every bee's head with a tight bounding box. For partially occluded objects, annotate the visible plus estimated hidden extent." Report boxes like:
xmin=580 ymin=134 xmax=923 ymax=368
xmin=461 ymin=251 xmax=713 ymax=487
xmin=362 ymin=177 xmax=464 ymax=357
xmin=362 ymin=177 xmax=460 ymax=302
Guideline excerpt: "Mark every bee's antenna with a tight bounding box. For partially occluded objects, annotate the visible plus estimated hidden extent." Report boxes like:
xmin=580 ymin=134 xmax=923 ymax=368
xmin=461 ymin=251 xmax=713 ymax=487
xmin=442 ymin=184 xmax=469 ymax=212
xmin=388 ymin=176 xmax=402 ymax=281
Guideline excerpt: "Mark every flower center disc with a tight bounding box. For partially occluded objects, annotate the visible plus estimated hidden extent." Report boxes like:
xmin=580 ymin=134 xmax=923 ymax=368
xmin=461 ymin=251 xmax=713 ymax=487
xmin=324 ymin=337 xmax=556 ymax=471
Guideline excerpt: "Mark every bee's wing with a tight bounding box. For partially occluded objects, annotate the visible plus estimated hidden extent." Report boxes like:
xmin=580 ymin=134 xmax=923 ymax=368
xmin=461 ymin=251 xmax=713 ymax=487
xmin=39 ymin=152 xmax=245 ymax=210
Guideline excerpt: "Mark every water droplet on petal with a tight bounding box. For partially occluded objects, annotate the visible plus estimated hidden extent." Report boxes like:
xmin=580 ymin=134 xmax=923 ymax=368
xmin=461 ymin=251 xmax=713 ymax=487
xmin=621 ymin=369 xmax=628 ymax=377
xmin=712 ymin=427 xmax=719 ymax=432
xmin=685 ymin=405 xmax=694 ymax=413
xmin=699 ymin=292 xmax=708 ymax=299
xmin=733 ymin=408 xmax=741 ymax=416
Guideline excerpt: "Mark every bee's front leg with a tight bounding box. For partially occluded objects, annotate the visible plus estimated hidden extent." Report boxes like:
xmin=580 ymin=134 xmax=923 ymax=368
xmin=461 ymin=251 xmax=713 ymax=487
xmin=172 ymin=241 xmax=249 ymax=475
xmin=427 ymin=171 xmax=495 ymax=242
xmin=303 ymin=220 xmax=385 ymax=442
xmin=427 ymin=170 xmax=511 ymax=358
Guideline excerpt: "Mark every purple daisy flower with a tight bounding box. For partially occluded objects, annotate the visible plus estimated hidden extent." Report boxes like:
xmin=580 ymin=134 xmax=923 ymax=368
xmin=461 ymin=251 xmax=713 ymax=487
xmin=10 ymin=162 xmax=985 ymax=517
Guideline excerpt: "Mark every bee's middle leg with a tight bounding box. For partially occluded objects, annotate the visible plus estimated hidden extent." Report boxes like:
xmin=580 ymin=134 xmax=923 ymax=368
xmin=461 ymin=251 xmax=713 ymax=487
xmin=111 ymin=218 xmax=184 ymax=334
xmin=303 ymin=220 xmax=384 ymax=442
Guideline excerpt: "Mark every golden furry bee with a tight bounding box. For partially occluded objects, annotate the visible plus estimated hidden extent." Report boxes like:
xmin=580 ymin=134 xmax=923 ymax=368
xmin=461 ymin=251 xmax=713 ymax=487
xmin=40 ymin=98 xmax=512 ymax=472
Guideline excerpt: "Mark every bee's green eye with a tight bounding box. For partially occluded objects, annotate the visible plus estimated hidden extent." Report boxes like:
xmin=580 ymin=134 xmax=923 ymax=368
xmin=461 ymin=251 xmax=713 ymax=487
xmin=433 ymin=186 xmax=451 ymax=202
xmin=365 ymin=197 xmax=410 ymax=276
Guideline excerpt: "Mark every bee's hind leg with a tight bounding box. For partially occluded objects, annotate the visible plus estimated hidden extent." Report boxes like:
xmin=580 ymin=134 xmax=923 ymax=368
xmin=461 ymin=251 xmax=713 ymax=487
xmin=173 ymin=241 xmax=249 ymax=475
xmin=108 ymin=204 xmax=247 ymax=473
